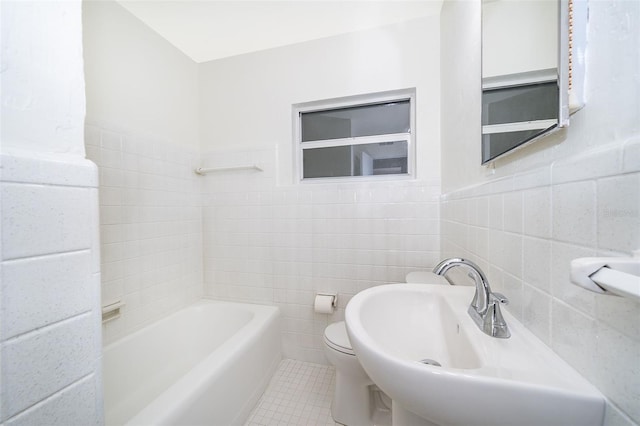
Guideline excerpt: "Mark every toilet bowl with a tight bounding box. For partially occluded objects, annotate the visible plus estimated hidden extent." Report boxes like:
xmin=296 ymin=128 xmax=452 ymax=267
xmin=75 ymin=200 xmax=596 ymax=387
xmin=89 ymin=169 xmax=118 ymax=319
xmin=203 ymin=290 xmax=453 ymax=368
xmin=323 ymin=321 xmax=382 ymax=426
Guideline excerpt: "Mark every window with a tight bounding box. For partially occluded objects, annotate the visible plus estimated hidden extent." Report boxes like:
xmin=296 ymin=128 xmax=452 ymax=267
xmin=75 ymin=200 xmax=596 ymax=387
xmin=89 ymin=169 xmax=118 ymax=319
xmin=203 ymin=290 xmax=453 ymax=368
xmin=294 ymin=90 xmax=415 ymax=181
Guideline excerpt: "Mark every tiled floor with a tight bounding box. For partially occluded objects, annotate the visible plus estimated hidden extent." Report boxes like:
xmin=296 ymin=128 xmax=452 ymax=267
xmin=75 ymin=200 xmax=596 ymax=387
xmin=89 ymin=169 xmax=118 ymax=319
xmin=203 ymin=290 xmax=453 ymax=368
xmin=245 ymin=359 xmax=339 ymax=426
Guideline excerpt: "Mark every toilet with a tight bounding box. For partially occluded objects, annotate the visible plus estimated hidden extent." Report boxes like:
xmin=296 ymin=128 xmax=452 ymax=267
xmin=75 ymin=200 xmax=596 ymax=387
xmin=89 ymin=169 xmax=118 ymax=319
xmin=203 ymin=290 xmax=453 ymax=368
xmin=323 ymin=321 xmax=390 ymax=426
xmin=323 ymin=271 xmax=448 ymax=425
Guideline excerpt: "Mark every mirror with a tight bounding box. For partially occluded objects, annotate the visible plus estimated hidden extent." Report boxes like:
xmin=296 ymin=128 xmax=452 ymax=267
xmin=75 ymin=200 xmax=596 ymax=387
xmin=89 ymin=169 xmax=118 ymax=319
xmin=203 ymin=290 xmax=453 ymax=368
xmin=481 ymin=0 xmax=573 ymax=164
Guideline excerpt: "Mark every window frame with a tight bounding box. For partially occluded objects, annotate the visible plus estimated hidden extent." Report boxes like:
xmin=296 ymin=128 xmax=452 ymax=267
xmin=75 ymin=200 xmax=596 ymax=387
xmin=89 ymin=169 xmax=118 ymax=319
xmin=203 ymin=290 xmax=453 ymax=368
xmin=293 ymin=89 xmax=416 ymax=183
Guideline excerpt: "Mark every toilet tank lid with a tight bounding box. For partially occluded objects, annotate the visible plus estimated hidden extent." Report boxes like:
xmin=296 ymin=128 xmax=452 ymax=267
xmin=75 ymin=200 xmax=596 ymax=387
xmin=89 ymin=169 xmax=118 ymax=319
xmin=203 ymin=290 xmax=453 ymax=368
xmin=405 ymin=271 xmax=450 ymax=285
xmin=325 ymin=321 xmax=352 ymax=351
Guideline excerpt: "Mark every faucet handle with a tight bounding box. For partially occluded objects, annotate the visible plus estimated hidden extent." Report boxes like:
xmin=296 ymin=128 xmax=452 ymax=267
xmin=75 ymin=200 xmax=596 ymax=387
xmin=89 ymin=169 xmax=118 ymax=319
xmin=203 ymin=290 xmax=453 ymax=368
xmin=489 ymin=292 xmax=509 ymax=305
xmin=486 ymin=292 xmax=511 ymax=338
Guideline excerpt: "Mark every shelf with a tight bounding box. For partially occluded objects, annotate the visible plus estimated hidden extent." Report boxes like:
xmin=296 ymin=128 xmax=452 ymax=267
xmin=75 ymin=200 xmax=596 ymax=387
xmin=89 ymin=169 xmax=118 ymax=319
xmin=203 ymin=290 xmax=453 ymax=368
xmin=194 ymin=165 xmax=263 ymax=175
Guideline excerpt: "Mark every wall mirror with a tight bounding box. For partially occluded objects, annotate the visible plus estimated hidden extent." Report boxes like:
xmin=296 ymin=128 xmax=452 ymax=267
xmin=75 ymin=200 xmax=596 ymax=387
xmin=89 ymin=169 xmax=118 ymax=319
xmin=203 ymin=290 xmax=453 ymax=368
xmin=481 ymin=0 xmax=586 ymax=164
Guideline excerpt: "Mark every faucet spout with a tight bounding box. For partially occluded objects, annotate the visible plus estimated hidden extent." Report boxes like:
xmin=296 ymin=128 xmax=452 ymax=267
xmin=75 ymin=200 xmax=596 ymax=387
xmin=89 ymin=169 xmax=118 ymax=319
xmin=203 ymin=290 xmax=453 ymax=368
xmin=433 ymin=258 xmax=510 ymax=338
xmin=433 ymin=258 xmax=491 ymax=314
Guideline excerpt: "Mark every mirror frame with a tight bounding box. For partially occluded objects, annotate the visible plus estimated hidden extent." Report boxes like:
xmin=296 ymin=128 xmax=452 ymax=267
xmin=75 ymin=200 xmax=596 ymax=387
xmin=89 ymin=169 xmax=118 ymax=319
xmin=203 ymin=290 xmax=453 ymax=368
xmin=481 ymin=0 xmax=587 ymax=165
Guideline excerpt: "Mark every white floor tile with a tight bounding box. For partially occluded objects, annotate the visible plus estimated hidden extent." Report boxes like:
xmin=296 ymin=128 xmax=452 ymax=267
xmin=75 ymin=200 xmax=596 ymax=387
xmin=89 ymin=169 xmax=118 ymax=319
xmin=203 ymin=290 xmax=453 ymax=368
xmin=245 ymin=359 xmax=338 ymax=426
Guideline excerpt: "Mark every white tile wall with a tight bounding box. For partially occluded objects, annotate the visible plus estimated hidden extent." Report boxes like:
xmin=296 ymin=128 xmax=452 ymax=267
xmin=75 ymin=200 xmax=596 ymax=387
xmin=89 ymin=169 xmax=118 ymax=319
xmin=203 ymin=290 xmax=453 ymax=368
xmin=85 ymin=122 xmax=203 ymax=345
xmin=202 ymin=148 xmax=441 ymax=363
xmin=441 ymin=137 xmax=640 ymax=425
xmin=0 ymin=153 xmax=102 ymax=425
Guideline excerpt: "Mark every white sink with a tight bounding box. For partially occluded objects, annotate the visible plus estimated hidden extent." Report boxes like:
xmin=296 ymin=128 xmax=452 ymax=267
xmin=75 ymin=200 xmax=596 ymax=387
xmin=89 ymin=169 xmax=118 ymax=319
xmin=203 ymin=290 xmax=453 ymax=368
xmin=345 ymin=284 xmax=605 ymax=426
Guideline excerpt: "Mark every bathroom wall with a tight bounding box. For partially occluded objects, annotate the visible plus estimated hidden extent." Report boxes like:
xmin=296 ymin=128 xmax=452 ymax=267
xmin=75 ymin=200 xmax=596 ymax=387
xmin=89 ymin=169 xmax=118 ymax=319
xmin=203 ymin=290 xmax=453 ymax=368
xmin=1 ymin=1 xmax=103 ymax=424
xmin=198 ymin=16 xmax=442 ymax=363
xmin=82 ymin=0 xmax=199 ymax=151
xmin=440 ymin=1 xmax=640 ymax=425
xmin=82 ymin=0 xmax=203 ymax=344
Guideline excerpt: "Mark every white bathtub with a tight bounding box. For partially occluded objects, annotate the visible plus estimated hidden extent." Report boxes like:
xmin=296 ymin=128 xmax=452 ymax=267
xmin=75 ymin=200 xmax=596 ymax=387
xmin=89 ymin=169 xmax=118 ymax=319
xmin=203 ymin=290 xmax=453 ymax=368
xmin=103 ymin=299 xmax=281 ymax=426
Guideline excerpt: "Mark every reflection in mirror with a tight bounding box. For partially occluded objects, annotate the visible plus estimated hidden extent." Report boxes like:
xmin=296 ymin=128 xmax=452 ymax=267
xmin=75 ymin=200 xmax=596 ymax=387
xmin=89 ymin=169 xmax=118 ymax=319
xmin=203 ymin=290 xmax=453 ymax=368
xmin=481 ymin=0 xmax=560 ymax=164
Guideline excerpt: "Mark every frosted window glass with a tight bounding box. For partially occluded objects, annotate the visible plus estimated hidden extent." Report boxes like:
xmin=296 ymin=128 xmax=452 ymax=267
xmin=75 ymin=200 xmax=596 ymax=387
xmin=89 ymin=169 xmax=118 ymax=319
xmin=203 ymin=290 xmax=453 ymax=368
xmin=301 ymin=101 xmax=410 ymax=142
xmin=303 ymin=141 xmax=408 ymax=179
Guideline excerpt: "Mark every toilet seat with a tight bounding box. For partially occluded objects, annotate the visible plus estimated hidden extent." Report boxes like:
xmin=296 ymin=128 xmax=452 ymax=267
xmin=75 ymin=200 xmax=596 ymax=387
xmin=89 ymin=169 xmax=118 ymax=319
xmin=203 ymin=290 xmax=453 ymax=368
xmin=324 ymin=321 xmax=355 ymax=356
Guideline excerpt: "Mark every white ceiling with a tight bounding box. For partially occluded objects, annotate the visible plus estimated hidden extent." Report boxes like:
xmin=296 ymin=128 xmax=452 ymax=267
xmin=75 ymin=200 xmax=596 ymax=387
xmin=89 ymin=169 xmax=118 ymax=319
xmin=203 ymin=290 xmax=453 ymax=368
xmin=116 ymin=1 xmax=443 ymax=63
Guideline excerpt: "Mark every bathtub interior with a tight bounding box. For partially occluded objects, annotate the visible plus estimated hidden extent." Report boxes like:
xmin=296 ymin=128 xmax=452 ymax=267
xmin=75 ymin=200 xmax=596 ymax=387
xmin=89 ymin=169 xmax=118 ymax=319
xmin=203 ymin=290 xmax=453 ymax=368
xmin=103 ymin=300 xmax=277 ymax=425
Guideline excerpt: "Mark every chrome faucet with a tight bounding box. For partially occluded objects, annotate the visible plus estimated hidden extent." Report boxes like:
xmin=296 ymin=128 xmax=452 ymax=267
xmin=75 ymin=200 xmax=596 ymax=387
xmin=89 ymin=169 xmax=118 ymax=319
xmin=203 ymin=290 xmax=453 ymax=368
xmin=433 ymin=258 xmax=510 ymax=338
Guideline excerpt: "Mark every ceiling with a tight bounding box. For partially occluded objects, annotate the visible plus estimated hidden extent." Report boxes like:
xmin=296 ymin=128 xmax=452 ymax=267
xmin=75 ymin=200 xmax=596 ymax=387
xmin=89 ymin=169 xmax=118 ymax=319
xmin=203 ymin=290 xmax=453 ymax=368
xmin=116 ymin=1 xmax=443 ymax=63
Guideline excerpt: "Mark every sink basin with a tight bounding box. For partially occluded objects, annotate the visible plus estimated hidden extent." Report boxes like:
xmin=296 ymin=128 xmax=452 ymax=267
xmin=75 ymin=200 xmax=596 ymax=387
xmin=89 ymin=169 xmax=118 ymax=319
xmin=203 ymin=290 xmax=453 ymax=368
xmin=345 ymin=284 xmax=605 ymax=426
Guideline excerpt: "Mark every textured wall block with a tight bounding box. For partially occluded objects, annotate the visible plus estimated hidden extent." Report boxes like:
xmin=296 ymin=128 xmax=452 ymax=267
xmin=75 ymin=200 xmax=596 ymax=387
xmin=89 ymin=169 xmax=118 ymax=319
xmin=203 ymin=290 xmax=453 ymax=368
xmin=5 ymin=375 xmax=99 ymax=426
xmin=2 ymin=251 xmax=92 ymax=339
xmin=2 ymin=314 xmax=96 ymax=418
xmin=1 ymin=184 xmax=92 ymax=260
xmin=0 ymin=155 xmax=98 ymax=188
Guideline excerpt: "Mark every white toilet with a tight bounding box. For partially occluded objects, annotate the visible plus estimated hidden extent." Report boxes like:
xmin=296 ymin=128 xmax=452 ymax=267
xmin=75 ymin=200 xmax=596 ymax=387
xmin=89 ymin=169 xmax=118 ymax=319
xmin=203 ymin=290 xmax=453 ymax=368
xmin=323 ymin=271 xmax=448 ymax=425
xmin=323 ymin=321 xmax=390 ymax=426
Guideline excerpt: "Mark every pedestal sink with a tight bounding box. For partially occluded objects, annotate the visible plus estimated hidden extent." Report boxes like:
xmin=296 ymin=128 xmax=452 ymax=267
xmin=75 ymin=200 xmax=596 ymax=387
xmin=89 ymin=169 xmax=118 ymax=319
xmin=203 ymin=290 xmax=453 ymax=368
xmin=345 ymin=284 xmax=605 ymax=426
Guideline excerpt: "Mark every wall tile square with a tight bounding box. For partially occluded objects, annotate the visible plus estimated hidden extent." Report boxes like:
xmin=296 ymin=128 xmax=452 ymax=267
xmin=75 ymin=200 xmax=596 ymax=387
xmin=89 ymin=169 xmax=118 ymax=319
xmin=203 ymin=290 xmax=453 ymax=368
xmin=595 ymin=324 xmax=640 ymax=423
xmin=488 ymin=194 xmax=503 ymax=230
xmin=503 ymin=192 xmax=523 ymax=233
xmin=596 ymin=293 xmax=640 ymax=342
xmin=99 ymin=149 xmax=122 ymax=169
xmin=597 ymin=173 xmax=640 ymax=252
xmin=550 ymin=300 xmax=597 ymax=380
xmin=522 ymin=237 xmax=551 ymax=293
xmin=523 ymin=186 xmax=552 ymax=238
xmin=488 ymin=229 xmax=505 ymax=272
xmin=475 ymin=197 xmax=489 ymax=227
xmin=553 ymin=181 xmax=597 ymax=246
xmin=522 ymin=285 xmax=551 ymax=345
xmin=501 ymin=273 xmax=523 ymax=321
xmin=100 ymin=132 xmax=122 ymax=151
xmin=501 ymin=233 xmax=522 ymax=278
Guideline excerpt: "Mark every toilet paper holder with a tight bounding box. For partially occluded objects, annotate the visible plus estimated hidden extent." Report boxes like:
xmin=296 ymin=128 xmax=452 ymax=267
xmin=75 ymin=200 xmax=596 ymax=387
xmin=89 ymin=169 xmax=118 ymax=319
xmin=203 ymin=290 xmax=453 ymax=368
xmin=317 ymin=293 xmax=337 ymax=307
xmin=314 ymin=293 xmax=338 ymax=314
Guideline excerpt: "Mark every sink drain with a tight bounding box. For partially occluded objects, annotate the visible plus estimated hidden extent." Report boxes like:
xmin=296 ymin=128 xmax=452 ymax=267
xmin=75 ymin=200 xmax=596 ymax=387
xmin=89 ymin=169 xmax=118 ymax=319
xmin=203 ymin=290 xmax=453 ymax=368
xmin=419 ymin=358 xmax=442 ymax=367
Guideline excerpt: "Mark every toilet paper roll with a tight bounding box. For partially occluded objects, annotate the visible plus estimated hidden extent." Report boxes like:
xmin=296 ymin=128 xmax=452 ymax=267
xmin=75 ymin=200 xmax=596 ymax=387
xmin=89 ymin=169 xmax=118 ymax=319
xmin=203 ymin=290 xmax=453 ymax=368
xmin=314 ymin=294 xmax=335 ymax=314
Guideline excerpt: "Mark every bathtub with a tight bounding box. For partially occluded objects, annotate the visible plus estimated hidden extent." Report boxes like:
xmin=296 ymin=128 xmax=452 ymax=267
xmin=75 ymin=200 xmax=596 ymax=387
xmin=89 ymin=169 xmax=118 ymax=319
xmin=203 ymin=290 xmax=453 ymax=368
xmin=103 ymin=299 xmax=281 ymax=426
